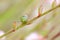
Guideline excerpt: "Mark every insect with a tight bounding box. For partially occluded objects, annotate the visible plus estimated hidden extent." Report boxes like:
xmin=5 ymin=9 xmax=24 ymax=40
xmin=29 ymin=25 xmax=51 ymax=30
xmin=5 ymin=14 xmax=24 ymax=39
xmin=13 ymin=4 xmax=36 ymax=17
xmin=20 ymin=15 xmax=28 ymax=24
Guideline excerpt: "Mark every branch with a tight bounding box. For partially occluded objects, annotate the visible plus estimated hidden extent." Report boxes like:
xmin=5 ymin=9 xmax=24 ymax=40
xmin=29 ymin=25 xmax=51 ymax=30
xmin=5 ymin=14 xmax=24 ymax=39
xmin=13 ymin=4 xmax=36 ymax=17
xmin=0 ymin=5 xmax=60 ymax=38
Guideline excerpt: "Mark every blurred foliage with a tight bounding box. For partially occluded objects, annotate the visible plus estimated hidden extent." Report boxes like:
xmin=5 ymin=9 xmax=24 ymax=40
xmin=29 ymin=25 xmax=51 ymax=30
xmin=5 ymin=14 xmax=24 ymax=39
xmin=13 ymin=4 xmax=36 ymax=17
xmin=0 ymin=0 xmax=60 ymax=40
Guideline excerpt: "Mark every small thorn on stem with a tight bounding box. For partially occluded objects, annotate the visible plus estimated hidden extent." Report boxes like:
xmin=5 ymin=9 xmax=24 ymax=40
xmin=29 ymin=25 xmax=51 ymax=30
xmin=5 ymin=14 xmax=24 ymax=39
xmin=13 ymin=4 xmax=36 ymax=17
xmin=13 ymin=21 xmax=16 ymax=31
xmin=12 ymin=29 xmax=16 ymax=32
xmin=37 ymin=13 xmax=41 ymax=18
xmin=37 ymin=5 xmax=43 ymax=17
xmin=38 ymin=8 xmax=41 ymax=17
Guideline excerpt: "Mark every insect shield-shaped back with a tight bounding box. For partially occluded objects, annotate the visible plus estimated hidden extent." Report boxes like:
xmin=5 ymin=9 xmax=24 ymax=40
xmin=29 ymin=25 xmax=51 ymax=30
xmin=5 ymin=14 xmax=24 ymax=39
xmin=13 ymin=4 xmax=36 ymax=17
xmin=20 ymin=15 xmax=28 ymax=24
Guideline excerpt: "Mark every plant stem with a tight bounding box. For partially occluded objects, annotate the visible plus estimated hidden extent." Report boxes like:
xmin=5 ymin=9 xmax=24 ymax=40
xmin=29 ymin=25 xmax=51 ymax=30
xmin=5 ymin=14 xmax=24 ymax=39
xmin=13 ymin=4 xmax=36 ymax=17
xmin=0 ymin=5 xmax=60 ymax=38
xmin=27 ymin=5 xmax=60 ymax=23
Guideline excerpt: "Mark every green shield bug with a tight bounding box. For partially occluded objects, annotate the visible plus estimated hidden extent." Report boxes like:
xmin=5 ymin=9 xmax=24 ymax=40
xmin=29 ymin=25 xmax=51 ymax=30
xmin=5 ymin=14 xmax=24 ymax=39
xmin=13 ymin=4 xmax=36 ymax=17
xmin=20 ymin=15 xmax=28 ymax=24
